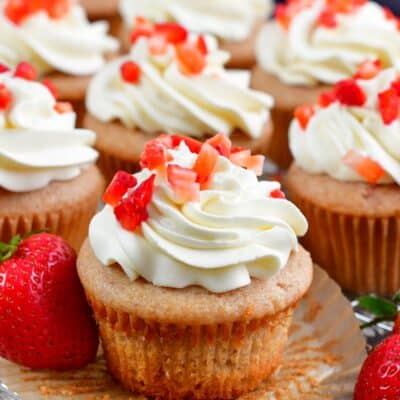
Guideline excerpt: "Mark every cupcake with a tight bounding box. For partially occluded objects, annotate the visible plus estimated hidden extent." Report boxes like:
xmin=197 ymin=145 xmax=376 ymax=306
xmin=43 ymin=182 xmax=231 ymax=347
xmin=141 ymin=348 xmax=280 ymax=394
xmin=0 ymin=65 xmax=104 ymax=251
xmin=84 ymin=22 xmax=274 ymax=181
xmin=0 ymin=0 xmax=119 ymax=117
xmin=77 ymin=133 xmax=312 ymax=399
xmin=253 ymin=0 xmax=400 ymax=167
xmin=286 ymin=67 xmax=400 ymax=295
xmin=117 ymin=0 xmax=273 ymax=68
xmin=80 ymin=0 xmax=119 ymax=22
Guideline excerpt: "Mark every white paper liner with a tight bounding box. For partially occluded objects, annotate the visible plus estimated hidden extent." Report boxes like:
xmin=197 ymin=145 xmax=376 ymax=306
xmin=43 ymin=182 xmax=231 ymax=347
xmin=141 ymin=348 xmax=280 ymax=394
xmin=0 ymin=266 xmax=366 ymax=399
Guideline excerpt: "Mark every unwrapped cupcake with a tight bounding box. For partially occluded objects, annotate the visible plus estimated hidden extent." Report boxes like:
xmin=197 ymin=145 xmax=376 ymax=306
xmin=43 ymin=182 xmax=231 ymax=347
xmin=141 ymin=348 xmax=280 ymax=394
xmin=0 ymin=0 xmax=119 ymax=116
xmin=84 ymin=20 xmax=274 ymax=181
xmin=77 ymin=133 xmax=313 ymax=400
xmin=253 ymin=0 xmax=400 ymax=167
xmin=0 ymin=63 xmax=104 ymax=251
xmin=117 ymin=0 xmax=272 ymax=69
xmin=286 ymin=66 xmax=400 ymax=295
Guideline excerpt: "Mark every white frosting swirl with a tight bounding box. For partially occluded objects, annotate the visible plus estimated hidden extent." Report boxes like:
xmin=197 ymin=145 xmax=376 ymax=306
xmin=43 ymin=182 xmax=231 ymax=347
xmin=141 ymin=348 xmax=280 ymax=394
xmin=289 ymin=68 xmax=400 ymax=184
xmin=0 ymin=2 xmax=119 ymax=76
xmin=90 ymin=142 xmax=308 ymax=292
xmin=87 ymin=36 xmax=273 ymax=139
xmin=119 ymin=0 xmax=271 ymax=42
xmin=0 ymin=73 xmax=98 ymax=192
xmin=257 ymin=1 xmax=400 ymax=86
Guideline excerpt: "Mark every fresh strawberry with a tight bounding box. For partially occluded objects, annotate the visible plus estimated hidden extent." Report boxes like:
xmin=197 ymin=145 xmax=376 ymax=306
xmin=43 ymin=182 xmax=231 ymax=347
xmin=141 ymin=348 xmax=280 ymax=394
xmin=14 ymin=61 xmax=37 ymax=81
xmin=120 ymin=61 xmax=141 ymax=84
xmin=0 ymin=233 xmax=98 ymax=370
xmin=318 ymin=90 xmax=337 ymax=108
xmin=270 ymin=189 xmax=286 ymax=199
xmin=0 ymin=64 xmax=10 ymax=73
xmin=167 ymin=164 xmax=200 ymax=202
xmin=196 ymin=35 xmax=208 ymax=55
xmin=334 ymin=79 xmax=366 ymax=106
xmin=354 ymin=59 xmax=382 ymax=80
xmin=54 ymin=101 xmax=73 ymax=114
xmin=171 ymin=135 xmax=202 ymax=153
xmin=378 ymin=87 xmax=399 ymax=125
xmin=354 ymin=335 xmax=400 ymax=400
xmin=318 ymin=9 xmax=337 ymax=28
xmin=114 ymin=174 xmax=155 ymax=231
xmin=140 ymin=139 xmax=171 ymax=170
xmin=206 ymin=132 xmax=232 ymax=157
xmin=176 ymin=42 xmax=206 ymax=75
xmin=394 ymin=314 xmax=400 ymax=334
xmin=130 ymin=16 xmax=154 ymax=44
xmin=0 ymin=84 xmax=13 ymax=110
xmin=343 ymin=150 xmax=385 ymax=183
xmin=294 ymin=104 xmax=315 ymax=130
xmin=42 ymin=79 xmax=58 ymax=99
xmin=154 ymin=23 xmax=188 ymax=44
xmin=193 ymin=143 xmax=219 ymax=188
xmin=103 ymin=171 xmax=137 ymax=207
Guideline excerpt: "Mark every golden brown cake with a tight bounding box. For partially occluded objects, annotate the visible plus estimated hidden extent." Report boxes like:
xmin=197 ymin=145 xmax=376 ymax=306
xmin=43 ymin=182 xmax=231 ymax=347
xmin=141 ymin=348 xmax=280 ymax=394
xmin=286 ymin=67 xmax=400 ymax=295
xmin=253 ymin=0 xmax=400 ymax=168
xmin=77 ymin=133 xmax=312 ymax=399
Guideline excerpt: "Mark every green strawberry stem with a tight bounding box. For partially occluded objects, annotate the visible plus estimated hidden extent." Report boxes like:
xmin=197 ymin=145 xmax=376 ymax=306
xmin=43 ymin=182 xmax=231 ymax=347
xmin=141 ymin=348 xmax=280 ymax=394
xmin=359 ymin=292 xmax=400 ymax=329
xmin=0 ymin=230 xmax=46 ymax=262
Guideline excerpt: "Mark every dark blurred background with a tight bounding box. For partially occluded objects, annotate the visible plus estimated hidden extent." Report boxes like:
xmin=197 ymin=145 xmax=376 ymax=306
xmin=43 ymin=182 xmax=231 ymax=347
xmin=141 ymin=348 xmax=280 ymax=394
xmin=275 ymin=0 xmax=400 ymax=15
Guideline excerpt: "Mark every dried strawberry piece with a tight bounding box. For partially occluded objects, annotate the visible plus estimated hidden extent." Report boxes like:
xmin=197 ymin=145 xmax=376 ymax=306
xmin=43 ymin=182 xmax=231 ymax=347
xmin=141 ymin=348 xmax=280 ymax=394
xmin=120 ymin=61 xmax=141 ymax=84
xmin=294 ymin=104 xmax=315 ymax=130
xmin=103 ymin=171 xmax=138 ymax=207
xmin=318 ymin=90 xmax=337 ymax=108
xmin=46 ymin=0 xmax=70 ymax=19
xmin=0 ymin=64 xmax=10 ymax=73
xmin=270 ymin=189 xmax=286 ymax=199
xmin=354 ymin=59 xmax=382 ymax=80
xmin=140 ymin=139 xmax=171 ymax=170
xmin=171 ymin=135 xmax=202 ymax=153
xmin=148 ymin=35 xmax=168 ymax=55
xmin=343 ymin=150 xmax=385 ymax=183
xmin=196 ymin=35 xmax=208 ymax=56
xmin=275 ymin=4 xmax=291 ymax=30
xmin=167 ymin=165 xmax=199 ymax=202
xmin=4 ymin=0 xmax=30 ymax=25
xmin=245 ymin=155 xmax=265 ymax=176
xmin=0 ymin=84 xmax=13 ymax=110
xmin=14 ymin=62 xmax=37 ymax=81
xmin=334 ymin=79 xmax=366 ymax=106
xmin=176 ymin=42 xmax=206 ymax=75
xmin=193 ymin=143 xmax=219 ymax=188
xmin=129 ymin=16 xmax=154 ymax=44
xmin=154 ymin=23 xmax=188 ymax=44
xmin=318 ymin=9 xmax=337 ymax=28
xmin=206 ymin=133 xmax=232 ymax=157
xmin=327 ymin=0 xmax=366 ymax=13
xmin=390 ymin=79 xmax=400 ymax=96
xmin=230 ymin=146 xmax=245 ymax=154
xmin=130 ymin=174 xmax=156 ymax=208
xmin=54 ymin=101 xmax=72 ymax=114
xmin=230 ymin=149 xmax=251 ymax=168
xmin=378 ymin=87 xmax=400 ymax=125
xmin=41 ymin=79 xmax=58 ymax=99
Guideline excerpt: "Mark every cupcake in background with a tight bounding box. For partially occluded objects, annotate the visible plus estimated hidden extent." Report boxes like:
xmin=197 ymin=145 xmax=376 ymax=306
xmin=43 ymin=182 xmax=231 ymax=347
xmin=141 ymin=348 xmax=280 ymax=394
xmin=78 ymin=132 xmax=312 ymax=399
xmin=80 ymin=0 xmax=119 ymax=23
xmin=117 ymin=0 xmax=273 ymax=69
xmin=84 ymin=19 xmax=274 ymax=181
xmin=0 ymin=0 xmax=119 ymax=119
xmin=253 ymin=0 xmax=400 ymax=167
xmin=286 ymin=66 xmax=400 ymax=295
xmin=0 ymin=63 xmax=104 ymax=251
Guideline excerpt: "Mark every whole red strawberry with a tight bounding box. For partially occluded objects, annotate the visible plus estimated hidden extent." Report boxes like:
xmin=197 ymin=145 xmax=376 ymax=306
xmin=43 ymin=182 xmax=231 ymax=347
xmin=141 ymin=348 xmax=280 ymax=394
xmin=354 ymin=334 xmax=400 ymax=400
xmin=0 ymin=233 xmax=98 ymax=370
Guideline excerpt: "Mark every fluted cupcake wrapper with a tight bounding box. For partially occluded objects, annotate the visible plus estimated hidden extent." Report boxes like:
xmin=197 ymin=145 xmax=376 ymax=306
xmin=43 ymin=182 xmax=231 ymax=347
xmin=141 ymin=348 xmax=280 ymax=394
xmin=86 ymin=292 xmax=294 ymax=400
xmin=0 ymin=166 xmax=104 ymax=252
xmin=97 ymin=151 xmax=140 ymax=185
xmin=289 ymin=192 xmax=400 ymax=295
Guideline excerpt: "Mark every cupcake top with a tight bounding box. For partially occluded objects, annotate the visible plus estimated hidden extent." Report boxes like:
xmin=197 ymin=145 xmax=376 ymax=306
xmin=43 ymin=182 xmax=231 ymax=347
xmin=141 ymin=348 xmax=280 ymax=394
xmin=119 ymin=0 xmax=272 ymax=42
xmin=257 ymin=0 xmax=400 ymax=86
xmin=290 ymin=66 xmax=400 ymax=185
xmin=0 ymin=0 xmax=119 ymax=76
xmin=87 ymin=19 xmax=273 ymax=139
xmin=90 ymin=133 xmax=308 ymax=293
xmin=0 ymin=62 xmax=98 ymax=192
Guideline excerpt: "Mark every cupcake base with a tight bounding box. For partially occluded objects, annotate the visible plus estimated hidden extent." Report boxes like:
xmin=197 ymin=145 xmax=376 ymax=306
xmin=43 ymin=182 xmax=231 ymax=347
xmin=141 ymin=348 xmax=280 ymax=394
xmin=77 ymin=241 xmax=313 ymax=400
xmin=251 ymin=67 xmax=329 ymax=168
xmin=0 ymin=165 xmax=104 ymax=252
xmin=286 ymin=163 xmax=400 ymax=295
xmin=83 ymin=114 xmax=273 ymax=183
xmin=80 ymin=0 xmax=119 ymax=21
